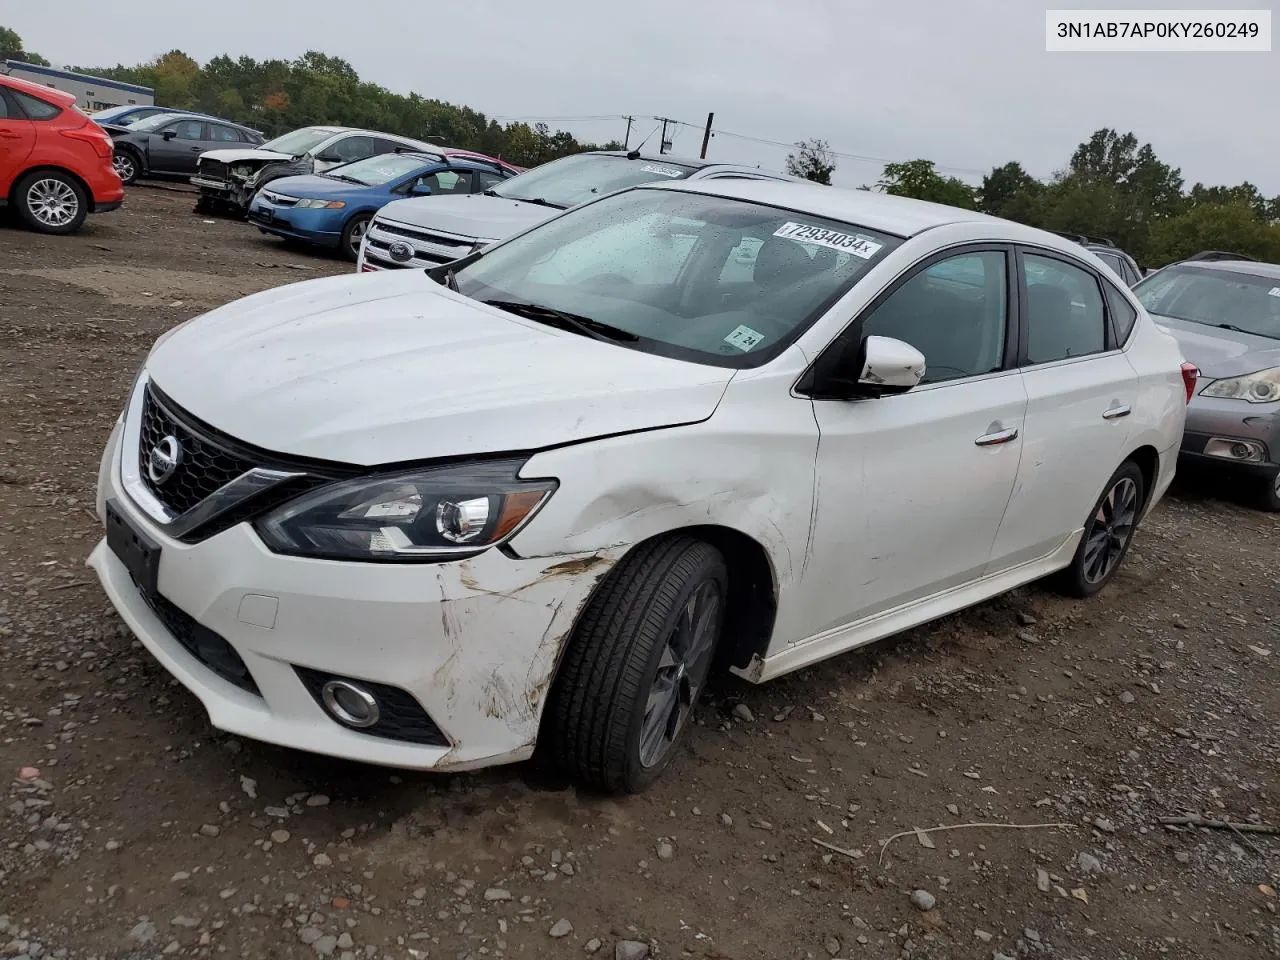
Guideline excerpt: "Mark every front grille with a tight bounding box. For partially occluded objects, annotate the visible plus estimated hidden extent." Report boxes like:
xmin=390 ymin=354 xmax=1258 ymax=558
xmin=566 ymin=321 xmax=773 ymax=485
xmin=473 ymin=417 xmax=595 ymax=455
xmin=260 ymin=190 xmax=298 ymax=207
xmin=198 ymin=159 xmax=229 ymax=182
xmin=373 ymin=221 xmax=474 ymax=252
xmin=294 ymin=667 xmax=450 ymax=746
xmin=139 ymin=385 xmax=256 ymax=519
xmin=145 ymin=591 xmax=260 ymax=695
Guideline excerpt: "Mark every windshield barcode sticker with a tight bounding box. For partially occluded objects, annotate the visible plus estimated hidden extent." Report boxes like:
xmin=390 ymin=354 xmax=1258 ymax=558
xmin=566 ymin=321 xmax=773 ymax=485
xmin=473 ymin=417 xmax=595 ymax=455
xmin=641 ymin=164 xmax=684 ymax=178
xmin=1269 ymin=287 xmax=1280 ymax=298
xmin=723 ymin=325 xmax=765 ymax=352
xmin=774 ymin=222 xmax=883 ymax=259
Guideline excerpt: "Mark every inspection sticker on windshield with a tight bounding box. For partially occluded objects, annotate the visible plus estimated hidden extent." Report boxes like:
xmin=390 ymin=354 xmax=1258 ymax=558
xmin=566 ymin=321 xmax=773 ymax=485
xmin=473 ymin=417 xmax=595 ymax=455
xmin=724 ymin=325 xmax=765 ymax=352
xmin=773 ymin=222 xmax=883 ymax=259
xmin=641 ymin=163 xmax=684 ymax=178
xmin=1269 ymin=287 xmax=1280 ymax=298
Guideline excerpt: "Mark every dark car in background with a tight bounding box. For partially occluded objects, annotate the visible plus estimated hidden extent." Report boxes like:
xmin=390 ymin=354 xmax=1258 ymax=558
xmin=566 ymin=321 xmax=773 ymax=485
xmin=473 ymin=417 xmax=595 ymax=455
xmin=1133 ymin=256 xmax=1280 ymax=511
xmin=248 ymin=150 xmax=517 ymax=260
xmin=1051 ymin=232 xmax=1144 ymax=286
xmin=102 ymin=111 xmax=265 ymax=185
xmin=90 ymin=104 xmax=196 ymax=128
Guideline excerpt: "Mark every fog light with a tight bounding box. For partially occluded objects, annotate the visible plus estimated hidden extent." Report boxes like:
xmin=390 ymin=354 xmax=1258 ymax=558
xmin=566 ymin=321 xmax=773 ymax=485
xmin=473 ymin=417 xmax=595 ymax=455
xmin=1204 ymin=438 xmax=1265 ymax=462
xmin=321 ymin=680 xmax=380 ymax=728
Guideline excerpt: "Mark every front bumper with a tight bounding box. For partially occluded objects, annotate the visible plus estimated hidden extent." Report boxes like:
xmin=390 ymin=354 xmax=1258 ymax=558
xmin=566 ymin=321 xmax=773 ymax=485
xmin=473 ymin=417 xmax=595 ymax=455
xmin=247 ymin=197 xmax=342 ymax=248
xmin=89 ymin=417 xmax=615 ymax=771
xmin=1181 ymin=394 xmax=1279 ymax=480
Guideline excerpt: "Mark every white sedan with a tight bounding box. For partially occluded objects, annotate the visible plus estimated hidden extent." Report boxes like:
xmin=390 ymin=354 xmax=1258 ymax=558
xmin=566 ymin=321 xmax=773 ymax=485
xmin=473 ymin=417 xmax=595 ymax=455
xmin=90 ymin=179 xmax=1191 ymax=793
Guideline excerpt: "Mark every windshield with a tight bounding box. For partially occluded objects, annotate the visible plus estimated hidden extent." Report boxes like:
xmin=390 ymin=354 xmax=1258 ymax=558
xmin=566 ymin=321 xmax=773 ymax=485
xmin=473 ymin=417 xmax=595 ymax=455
xmin=490 ymin=154 xmax=699 ymax=209
xmin=326 ymin=153 xmax=435 ymax=186
xmin=127 ymin=112 xmax=191 ymax=132
xmin=453 ymin=187 xmax=901 ymax=368
xmin=261 ymin=127 xmax=339 ymax=157
xmin=1134 ymin=265 xmax=1280 ymax=340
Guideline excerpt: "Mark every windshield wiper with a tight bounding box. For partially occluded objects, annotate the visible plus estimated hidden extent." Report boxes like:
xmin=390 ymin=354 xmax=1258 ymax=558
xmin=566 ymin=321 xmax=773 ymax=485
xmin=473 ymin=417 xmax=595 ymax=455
xmin=328 ymin=174 xmax=366 ymax=185
xmin=481 ymin=299 xmax=638 ymax=342
xmin=1214 ymin=322 xmax=1273 ymax=337
xmin=496 ymin=195 xmax=564 ymax=210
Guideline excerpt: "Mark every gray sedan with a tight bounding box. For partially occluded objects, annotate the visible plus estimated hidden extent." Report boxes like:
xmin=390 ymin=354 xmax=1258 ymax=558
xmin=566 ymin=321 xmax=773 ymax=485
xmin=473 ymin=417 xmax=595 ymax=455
xmin=1132 ymin=259 xmax=1280 ymax=510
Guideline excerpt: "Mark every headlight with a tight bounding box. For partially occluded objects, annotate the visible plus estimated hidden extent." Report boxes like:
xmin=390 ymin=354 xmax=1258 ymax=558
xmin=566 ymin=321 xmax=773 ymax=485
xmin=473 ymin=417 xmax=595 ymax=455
xmin=1200 ymin=367 xmax=1280 ymax=403
xmin=294 ymin=198 xmax=346 ymax=209
xmin=255 ymin=460 xmax=556 ymax=562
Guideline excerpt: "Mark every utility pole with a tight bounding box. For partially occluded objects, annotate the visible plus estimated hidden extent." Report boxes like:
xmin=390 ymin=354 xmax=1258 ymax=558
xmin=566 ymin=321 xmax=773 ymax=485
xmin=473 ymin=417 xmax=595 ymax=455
xmin=699 ymin=112 xmax=714 ymax=159
xmin=658 ymin=118 xmax=671 ymax=155
xmin=622 ymin=115 xmax=633 ymax=149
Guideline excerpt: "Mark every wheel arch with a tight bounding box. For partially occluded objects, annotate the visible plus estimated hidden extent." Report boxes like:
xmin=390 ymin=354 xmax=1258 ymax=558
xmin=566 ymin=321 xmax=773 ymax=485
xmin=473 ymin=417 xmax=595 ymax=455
xmin=10 ymin=165 xmax=96 ymax=212
xmin=115 ymin=142 xmax=144 ymax=175
xmin=1125 ymin=443 xmax=1160 ymax=509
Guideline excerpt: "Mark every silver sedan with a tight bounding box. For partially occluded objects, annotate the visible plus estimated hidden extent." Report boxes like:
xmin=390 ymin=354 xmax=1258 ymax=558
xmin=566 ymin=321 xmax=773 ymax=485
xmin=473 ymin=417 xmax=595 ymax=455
xmin=1133 ymin=258 xmax=1280 ymax=510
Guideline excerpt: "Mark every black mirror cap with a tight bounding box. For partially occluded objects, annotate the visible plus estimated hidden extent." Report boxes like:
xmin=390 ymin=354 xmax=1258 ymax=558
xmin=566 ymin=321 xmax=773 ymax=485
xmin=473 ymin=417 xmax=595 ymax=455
xmin=797 ymin=334 xmax=903 ymax=401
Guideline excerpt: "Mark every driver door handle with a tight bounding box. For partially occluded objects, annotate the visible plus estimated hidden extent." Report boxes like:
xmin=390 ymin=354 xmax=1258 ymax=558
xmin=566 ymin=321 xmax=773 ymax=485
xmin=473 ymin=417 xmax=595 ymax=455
xmin=975 ymin=427 xmax=1019 ymax=446
xmin=1103 ymin=404 xmax=1131 ymax=420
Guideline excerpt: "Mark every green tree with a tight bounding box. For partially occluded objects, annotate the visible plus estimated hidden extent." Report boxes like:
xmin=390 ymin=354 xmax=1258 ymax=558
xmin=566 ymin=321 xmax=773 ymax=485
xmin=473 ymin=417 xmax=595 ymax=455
xmin=1145 ymin=201 xmax=1280 ymax=266
xmin=979 ymin=161 xmax=1044 ymax=221
xmin=1 ymin=25 xmax=49 ymax=65
xmin=875 ymin=159 xmax=977 ymax=209
xmin=785 ymin=139 xmax=836 ymax=185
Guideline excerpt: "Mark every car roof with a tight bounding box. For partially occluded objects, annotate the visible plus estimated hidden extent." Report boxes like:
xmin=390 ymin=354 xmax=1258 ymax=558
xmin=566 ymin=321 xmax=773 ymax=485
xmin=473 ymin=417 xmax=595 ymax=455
xmin=1174 ymin=259 xmax=1280 ymax=280
xmin=587 ymin=150 xmax=788 ymax=177
xmin=652 ymin=177 xmax=1045 ymax=240
xmin=0 ymin=73 xmax=77 ymax=106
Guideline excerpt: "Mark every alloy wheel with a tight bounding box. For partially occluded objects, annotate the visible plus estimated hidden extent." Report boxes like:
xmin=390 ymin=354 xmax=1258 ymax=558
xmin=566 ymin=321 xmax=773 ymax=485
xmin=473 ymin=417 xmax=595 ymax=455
xmin=27 ymin=179 xmax=80 ymax=228
xmin=347 ymin=218 xmax=369 ymax=257
xmin=112 ymin=153 xmax=136 ymax=181
xmin=1082 ymin=476 xmax=1138 ymax=584
xmin=637 ymin=579 xmax=722 ymax=769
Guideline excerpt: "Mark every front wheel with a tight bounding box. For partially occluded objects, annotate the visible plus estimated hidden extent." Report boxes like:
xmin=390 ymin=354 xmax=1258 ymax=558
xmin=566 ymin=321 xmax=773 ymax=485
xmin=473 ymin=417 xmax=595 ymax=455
xmin=1257 ymin=470 xmax=1280 ymax=512
xmin=1055 ymin=460 xmax=1145 ymax=598
xmin=340 ymin=213 xmax=371 ymax=262
xmin=14 ymin=171 xmax=88 ymax=235
xmin=544 ymin=536 xmax=728 ymax=794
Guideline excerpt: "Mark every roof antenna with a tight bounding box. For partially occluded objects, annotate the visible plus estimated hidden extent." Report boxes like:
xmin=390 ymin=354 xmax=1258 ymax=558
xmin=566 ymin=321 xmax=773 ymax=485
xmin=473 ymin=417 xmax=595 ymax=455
xmin=627 ymin=123 xmax=661 ymax=159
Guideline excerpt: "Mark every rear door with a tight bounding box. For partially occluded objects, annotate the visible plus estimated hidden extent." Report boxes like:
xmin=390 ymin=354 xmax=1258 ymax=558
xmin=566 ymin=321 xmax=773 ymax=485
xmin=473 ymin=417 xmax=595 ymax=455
xmin=0 ymin=90 xmax=36 ymax=192
xmin=986 ymin=248 xmax=1139 ymax=572
xmin=148 ymin=117 xmax=209 ymax=174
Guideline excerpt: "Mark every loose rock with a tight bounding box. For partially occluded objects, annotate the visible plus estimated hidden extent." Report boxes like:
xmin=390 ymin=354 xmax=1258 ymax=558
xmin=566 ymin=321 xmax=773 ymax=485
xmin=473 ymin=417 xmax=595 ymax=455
xmin=910 ymin=889 xmax=937 ymax=911
xmin=731 ymin=703 xmax=754 ymax=722
xmin=549 ymin=918 xmax=573 ymax=938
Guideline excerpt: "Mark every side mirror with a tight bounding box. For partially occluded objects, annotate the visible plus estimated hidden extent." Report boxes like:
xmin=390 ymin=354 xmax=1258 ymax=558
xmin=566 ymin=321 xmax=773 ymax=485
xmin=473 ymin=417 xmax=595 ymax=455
xmin=856 ymin=335 xmax=926 ymax=395
xmin=161 ymin=131 xmax=176 ymax=141
xmin=315 ymin=152 xmax=343 ymax=163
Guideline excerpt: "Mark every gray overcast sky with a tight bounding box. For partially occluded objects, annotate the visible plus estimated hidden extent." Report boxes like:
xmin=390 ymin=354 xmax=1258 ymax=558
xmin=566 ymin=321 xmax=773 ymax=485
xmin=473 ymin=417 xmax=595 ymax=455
xmin=8 ymin=0 xmax=1279 ymax=192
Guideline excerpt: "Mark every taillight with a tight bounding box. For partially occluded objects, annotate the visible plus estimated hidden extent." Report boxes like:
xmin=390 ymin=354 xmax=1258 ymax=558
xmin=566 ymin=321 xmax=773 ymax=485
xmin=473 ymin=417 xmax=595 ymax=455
xmin=1180 ymin=362 xmax=1199 ymax=404
xmin=60 ymin=124 xmax=113 ymax=160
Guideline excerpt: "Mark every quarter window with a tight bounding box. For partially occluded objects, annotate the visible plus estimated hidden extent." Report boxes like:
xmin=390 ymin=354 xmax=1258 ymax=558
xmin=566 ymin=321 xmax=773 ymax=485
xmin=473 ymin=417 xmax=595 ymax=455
xmin=209 ymin=124 xmax=241 ymax=142
xmin=1023 ymin=254 xmax=1107 ymax=364
xmin=11 ymin=90 xmax=61 ymax=120
xmin=859 ymin=251 xmax=1009 ymax=384
xmin=1103 ymin=284 xmax=1138 ymax=345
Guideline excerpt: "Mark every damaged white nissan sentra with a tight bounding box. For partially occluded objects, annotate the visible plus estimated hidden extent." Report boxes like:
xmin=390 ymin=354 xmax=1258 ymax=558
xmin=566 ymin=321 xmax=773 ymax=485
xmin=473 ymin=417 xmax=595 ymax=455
xmin=90 ymin=178 xmax=1189 ymax=793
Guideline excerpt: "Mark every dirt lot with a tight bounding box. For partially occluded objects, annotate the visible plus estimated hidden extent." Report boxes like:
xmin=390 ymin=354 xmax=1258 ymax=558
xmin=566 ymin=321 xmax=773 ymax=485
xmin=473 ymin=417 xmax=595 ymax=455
xmin=0 ymin=186 xmax=1277 ymax=960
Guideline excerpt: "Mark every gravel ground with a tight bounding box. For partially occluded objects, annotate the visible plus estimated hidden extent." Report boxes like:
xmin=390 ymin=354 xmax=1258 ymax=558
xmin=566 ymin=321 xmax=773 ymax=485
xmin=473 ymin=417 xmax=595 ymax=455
xmin=1 ymin=186 xmax=1277 ymax=960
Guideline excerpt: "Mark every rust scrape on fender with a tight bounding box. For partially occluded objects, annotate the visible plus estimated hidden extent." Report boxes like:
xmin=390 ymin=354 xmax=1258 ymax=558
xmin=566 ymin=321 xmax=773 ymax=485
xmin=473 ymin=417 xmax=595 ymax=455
xmin=539 ymin=555 xmax=612 ymax=578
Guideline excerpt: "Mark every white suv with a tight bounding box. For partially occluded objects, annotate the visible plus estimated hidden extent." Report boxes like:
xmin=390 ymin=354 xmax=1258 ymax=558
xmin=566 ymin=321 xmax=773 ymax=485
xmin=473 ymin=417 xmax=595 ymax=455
xmin=91 ymin=179 xmax=1189 ymax=794
xmin=357 ymin=150 xmax=791 ymax=272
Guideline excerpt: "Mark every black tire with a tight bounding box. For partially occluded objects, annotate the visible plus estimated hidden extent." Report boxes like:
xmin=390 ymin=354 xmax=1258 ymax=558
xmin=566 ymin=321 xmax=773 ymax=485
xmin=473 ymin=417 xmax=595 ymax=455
xmin=1055 ymin=460 xmax=1145 ymax=598
xmin=340 ymin=213 xmax=372 ymax=262
xmin=13 ymin=170 xmax=88 ymax=235
xmin=193 ymin=195 xmax=213 ymax=214
xmin=1257 ymin=471 xmax=1280 ymax=512
xmin=545 ymin=536 xmax=728 ymax=794
xmin=112 ymin=147 xmax=142 ymax=185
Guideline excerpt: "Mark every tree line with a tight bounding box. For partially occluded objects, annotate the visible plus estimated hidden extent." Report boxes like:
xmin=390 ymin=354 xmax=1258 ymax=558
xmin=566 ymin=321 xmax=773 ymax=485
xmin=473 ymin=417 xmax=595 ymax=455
xmin=786 ymin=131 xmax=1280 ymax=268
xmin=2 ymin=28 xmax=619 ymax=168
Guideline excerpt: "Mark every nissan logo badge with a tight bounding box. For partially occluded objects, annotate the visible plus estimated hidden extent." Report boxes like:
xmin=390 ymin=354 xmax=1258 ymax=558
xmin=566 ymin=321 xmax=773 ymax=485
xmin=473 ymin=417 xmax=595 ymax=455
xmin=388 ymin=241 xmax=413 ymax=263
xmin=148 ymin=435 xmax=182 ymax=484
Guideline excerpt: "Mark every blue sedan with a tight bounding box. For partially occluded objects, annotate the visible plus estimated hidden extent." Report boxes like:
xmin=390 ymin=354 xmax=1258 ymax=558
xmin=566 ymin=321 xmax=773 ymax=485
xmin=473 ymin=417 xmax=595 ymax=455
xmin=247 ymin=152 xmax=515 ymax=261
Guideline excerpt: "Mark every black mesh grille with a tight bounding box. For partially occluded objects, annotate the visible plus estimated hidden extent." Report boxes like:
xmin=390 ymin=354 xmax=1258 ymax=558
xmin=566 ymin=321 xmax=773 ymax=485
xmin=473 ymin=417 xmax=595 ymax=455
xmin=142 ymin=592 xmax=260 ymax=695
xmin=294 ymin=667 xmax=449 ymax=746
xmin=198 ymin=159 xmax=229 ymax=181
xmin=139 ymin=385 xmax=256 ymax=519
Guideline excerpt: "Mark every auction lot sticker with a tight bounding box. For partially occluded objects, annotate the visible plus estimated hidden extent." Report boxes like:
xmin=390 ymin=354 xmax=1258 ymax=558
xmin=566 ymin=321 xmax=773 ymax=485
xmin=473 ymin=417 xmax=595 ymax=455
xmin=774 ymin=222 xmax=883 ymax=259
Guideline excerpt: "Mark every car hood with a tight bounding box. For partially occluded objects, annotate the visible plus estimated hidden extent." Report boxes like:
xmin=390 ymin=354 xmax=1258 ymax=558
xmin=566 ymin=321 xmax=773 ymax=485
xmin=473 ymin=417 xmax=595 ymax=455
xmin=376 ymin=194 xmax=558 ymax=244
xmin=258 ymin=174 xmax=370 ymax=201
xmin=1151 ymin=313 xmax=1280 ymax=378
xmin=199 ymin=148 xmax=294 ymax=165
xmin=146 ymin=270 xmax=733 ymax=466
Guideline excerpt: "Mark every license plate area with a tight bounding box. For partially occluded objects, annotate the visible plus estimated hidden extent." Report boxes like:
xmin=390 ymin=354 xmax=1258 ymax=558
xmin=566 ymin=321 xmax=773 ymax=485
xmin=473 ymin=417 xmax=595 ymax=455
xmin=105 ymin=499 xmax=161 ymax=598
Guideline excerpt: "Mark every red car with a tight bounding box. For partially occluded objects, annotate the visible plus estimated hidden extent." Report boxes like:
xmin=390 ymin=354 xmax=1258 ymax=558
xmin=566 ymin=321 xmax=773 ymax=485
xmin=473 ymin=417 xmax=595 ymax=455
xmin=441 ymin=148 xmax=525 ymax=176
xmin=0 ymin=74 xmax=123 ymax=234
